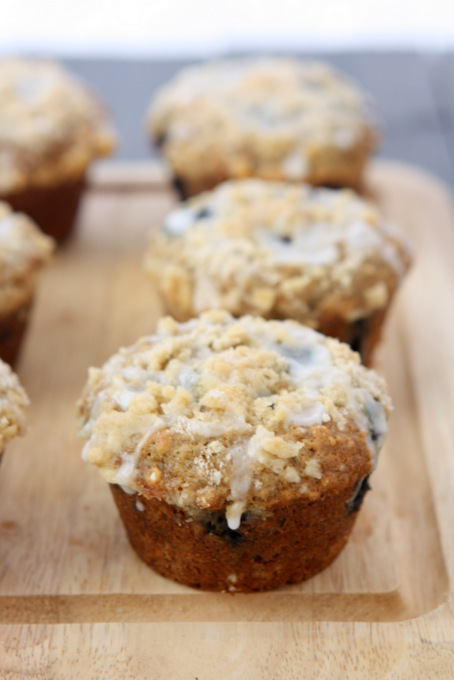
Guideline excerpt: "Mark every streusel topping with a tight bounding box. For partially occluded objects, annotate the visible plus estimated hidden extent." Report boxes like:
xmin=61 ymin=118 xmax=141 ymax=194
xmin=0 ymin=59 xmax=116 ymax=193
xmin=149 ymin=58 xmax=376 ymax=182
xmin=78 ymin=311 xmax=391 ymax=529
xmin=146 ymin=179 xmax=410 ymax=324
xmin=0 ymin=202 xmax=54 ymax=314
xmin=0 ymin=359 xmax=28 ymax=449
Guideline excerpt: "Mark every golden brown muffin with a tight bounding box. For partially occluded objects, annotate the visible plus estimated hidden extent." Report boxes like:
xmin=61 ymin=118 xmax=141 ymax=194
xmin=0 ymin=58 xmax=116 ymax=242
xmin=0 ymin=202 xmax=54 ymax=365
xmin=148 ymin=58 xmax=377 ymax=198
xmin=146 ymin=179 xmax=411 ymax=365
xmin=77 ymin=311 xmax=391 ymax=592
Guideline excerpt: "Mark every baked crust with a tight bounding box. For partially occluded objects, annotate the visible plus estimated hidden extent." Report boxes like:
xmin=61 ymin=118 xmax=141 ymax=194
xmin=0 ymin=201 xmax=54 ymax=315
xmin=149 ymin=58 xmax=378 ymax=194
xmin=0 ymin=358 xmax=28 ymax=450
xmin=78 ymin=312 xmax=391 ymax=510
xmin=0 ymin=58 xmax=115 ymax=194
xmin=146 ymin=180 xmax=410 ymax=362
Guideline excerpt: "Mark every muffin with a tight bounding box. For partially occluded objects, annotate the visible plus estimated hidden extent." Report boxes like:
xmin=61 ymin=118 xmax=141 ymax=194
xmin=77 ymin=311 xmax=391 ymax=592
xmin=0 ymin=201 xmax=54 ymax=366
xmin=0 ymin=357 xmax=28 ymax=463
xmin=0 ymin=58 xmax=116 ymax=242
xmin=148 ymin=58 xmax=378 ymax=198
xmin=146 ymin=179 xmax=410 ymax=366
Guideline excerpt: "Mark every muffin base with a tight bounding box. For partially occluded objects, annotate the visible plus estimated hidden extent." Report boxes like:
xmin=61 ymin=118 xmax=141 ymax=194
xmin=171 ymin=167 xmax=365 ymax=201
xmin=110 ymin=479 xmax=368 ymax=593
xmin=166 ymin=140 xmax=373 ymax=200
xmin=0 ymin=298 xmax=33 ymax=367
xmin=2 ymin=177 xmax=86 ymax=244
xmin=317 ymin=306 xmax=389 ymax=366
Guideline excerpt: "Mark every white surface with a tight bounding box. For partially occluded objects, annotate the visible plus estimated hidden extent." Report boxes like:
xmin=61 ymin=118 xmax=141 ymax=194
xmin=1 ymin=0 xmax=454 ymax=56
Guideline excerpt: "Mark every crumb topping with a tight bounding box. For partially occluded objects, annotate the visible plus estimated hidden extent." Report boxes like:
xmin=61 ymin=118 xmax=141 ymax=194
xmin=78 ymin=312 xmax=391 ymax=528
xmin=0 ymin=202 xmax=54 ymax=314
xmin=0 ymin=359 xmax=28 ymax=450
xmin=0 ymin=59 xmax=116 ymax=193
xmin=146 ymin=179 xmax=411 ymax=324
xmin=148 ymin=58 xmax=377 ymax=183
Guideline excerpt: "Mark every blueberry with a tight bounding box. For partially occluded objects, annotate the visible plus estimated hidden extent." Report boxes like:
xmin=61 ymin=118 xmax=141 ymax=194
xmin=172 ymin=176 xmax=188 ymax=200
xmin=155 ymin=131 xmax=167 ymax=147
xmin=350 ymin=318 xmax=367 ymax=354
xmin=201 ymin=511 xmax=246 ymax=545
xmin=194 ymin=207 xmax=212 ymax=220
xmin=346 ymin=475 xmax=371 ymax=514
xmin=370 ymin=429 xmax=380 ymax=443
xmin=365 ymin=397 xmax=387 ymax=450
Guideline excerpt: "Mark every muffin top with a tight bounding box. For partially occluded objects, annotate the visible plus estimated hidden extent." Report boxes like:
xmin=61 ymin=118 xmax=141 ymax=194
xmin=0 ymin=58 xmax=116 ymax=193
xmin=78 ymin=311 xmax=391 ymax=529
xmin=146 ymin=179 xmax=411 ymax=325
xmin=0 ymin=201 xmax=54 ymax=314
xmin=0 ymin=358 xmax=28 ymax=450
xmin=148 ymin=57 xmax=377 ymax=182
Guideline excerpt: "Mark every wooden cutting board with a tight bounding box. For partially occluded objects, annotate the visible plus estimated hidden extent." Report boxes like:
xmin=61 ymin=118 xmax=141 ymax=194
xmin=0 ymin=160 xmax=453 ymax=678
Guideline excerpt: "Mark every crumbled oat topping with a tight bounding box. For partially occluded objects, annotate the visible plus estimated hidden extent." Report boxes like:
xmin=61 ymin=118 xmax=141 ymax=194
xmin=148 ymin=58 xmax=376 ymax=185
xmin=146 ymin=179 xmax=411 ymax=324
xmin=0 ymin=201 xmax=54 ymax=314
xmin=78 ymin=312 xmax=391 ymax=527
xmin=0 ymin=59 xmax=116 ymax=193
xmin=0 ymin=359 xmax=28 ymax=450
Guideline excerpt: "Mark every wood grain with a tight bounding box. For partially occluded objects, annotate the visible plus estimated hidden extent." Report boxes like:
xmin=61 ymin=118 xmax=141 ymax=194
xmin=0 ymin=160 xmax=453 ymax=676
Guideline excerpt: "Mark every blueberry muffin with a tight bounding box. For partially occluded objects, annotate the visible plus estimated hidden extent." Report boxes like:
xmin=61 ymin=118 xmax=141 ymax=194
xmin=148 ymin=58 xmax=377 ymax=198
xmin=0 ymin=357 xmax=28 ymax=463
xmin=146 ymin=179 xmax=410 ymax=365
xmin=77 ymin=311 xmax=391 ymax=592
xmin=0 ymin=201 xmax=54 ymax=365
xmin=0 ymin=58 xmax=116 ymax=242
